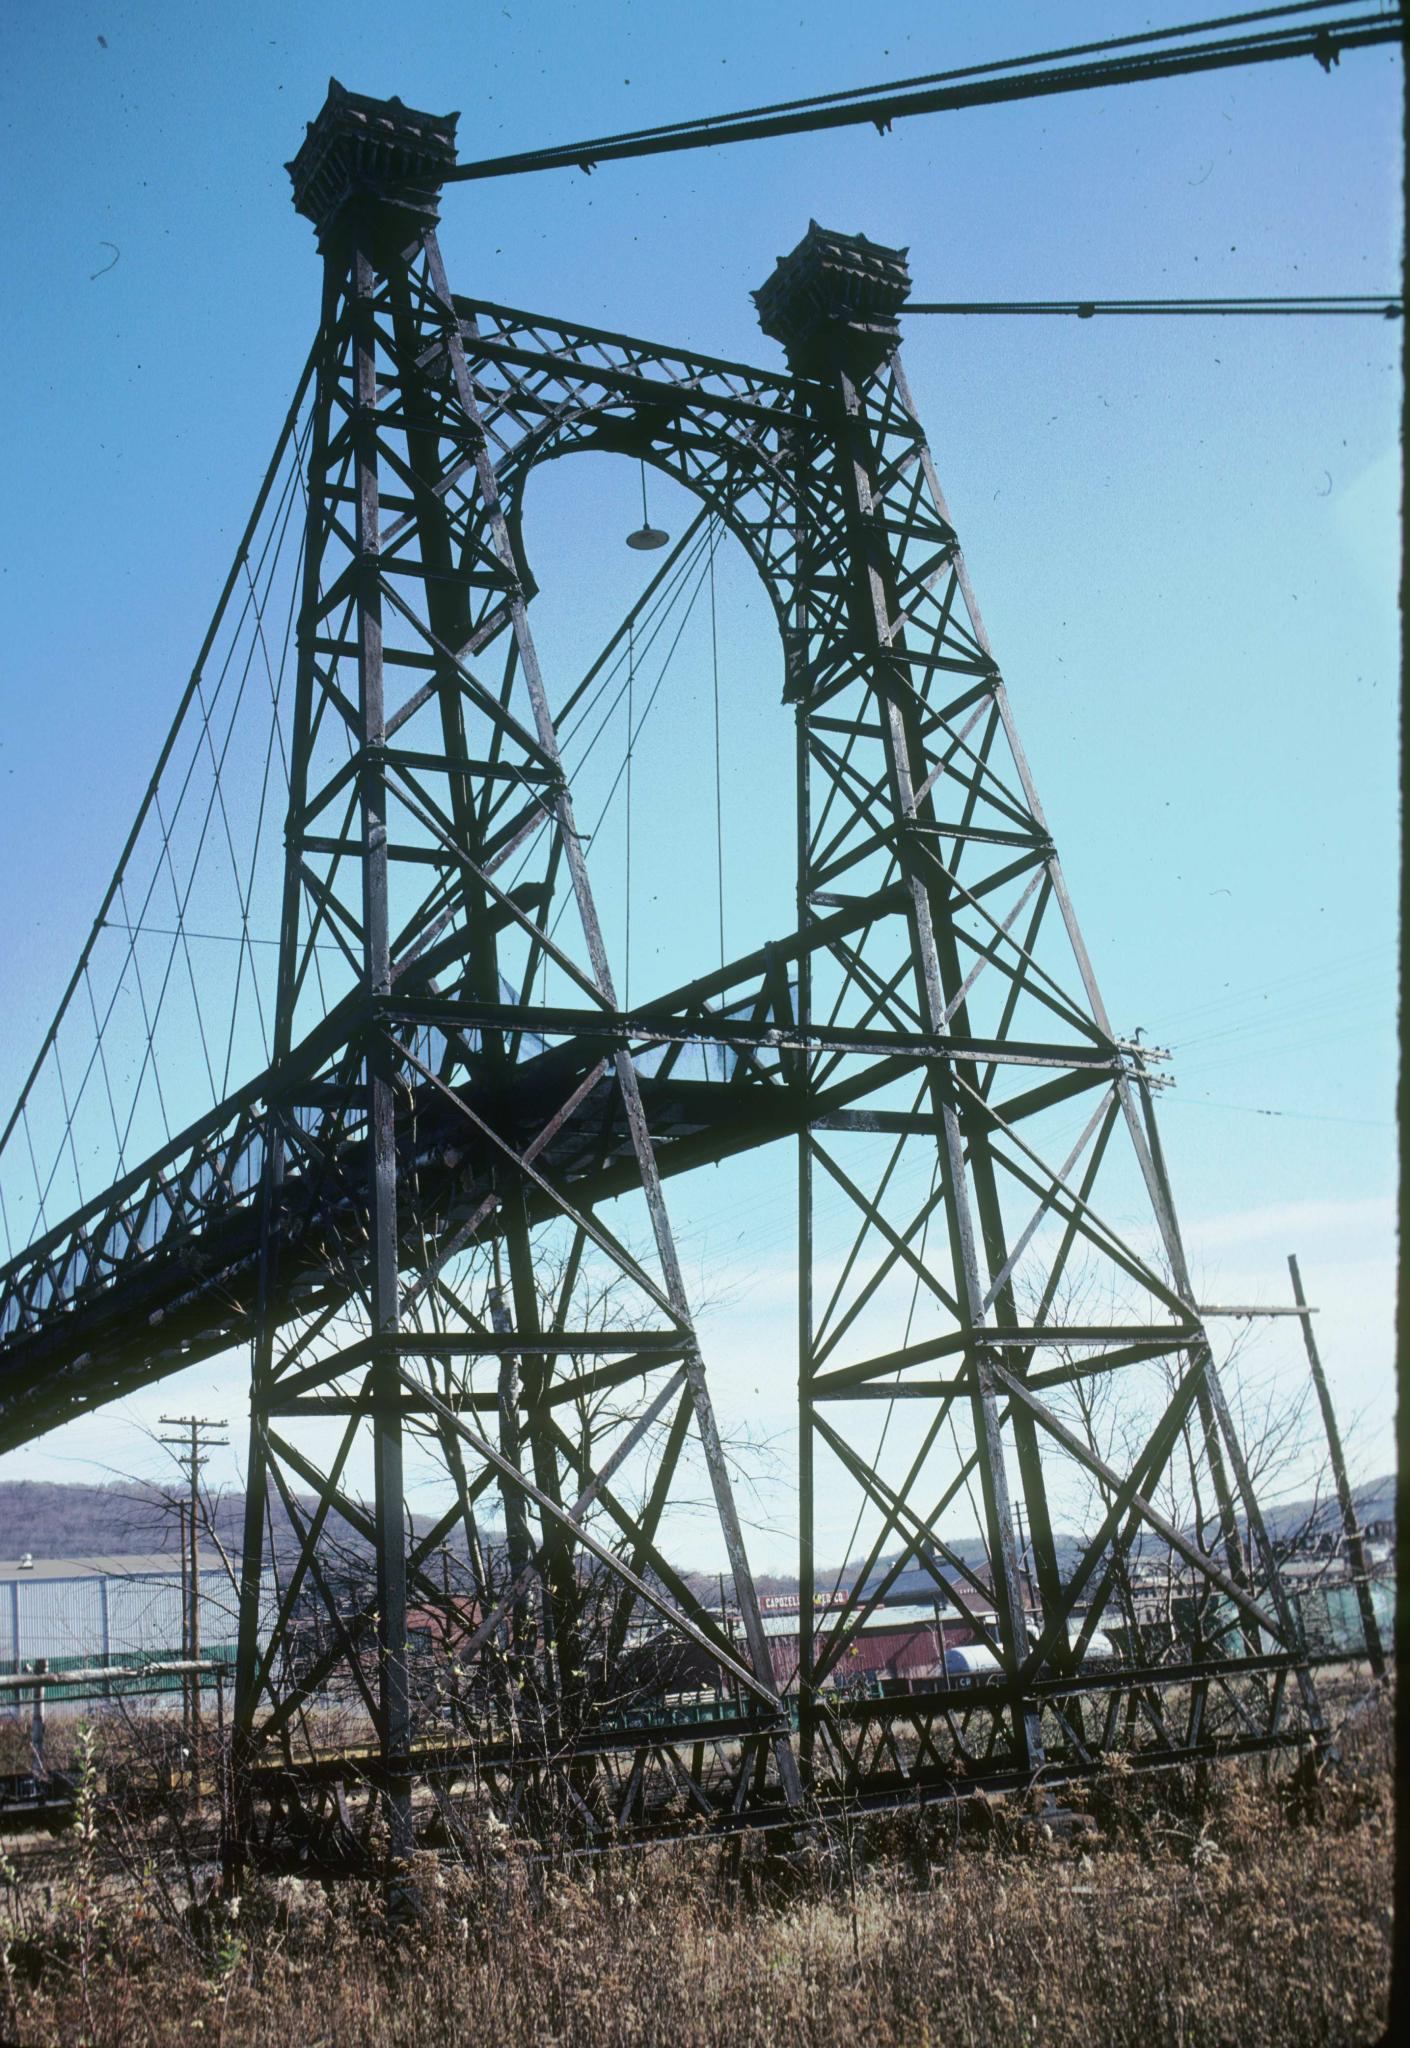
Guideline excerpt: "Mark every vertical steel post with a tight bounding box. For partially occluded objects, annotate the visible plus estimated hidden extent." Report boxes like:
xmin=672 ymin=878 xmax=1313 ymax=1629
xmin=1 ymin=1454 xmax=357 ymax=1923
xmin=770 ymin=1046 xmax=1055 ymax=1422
xmin=348 ymin=229 xmax=414 ymax=1872
xmin=29 ymin=1659 xmax=46 ymax=1780
xmin=1127 ymin=1073 xmax=1324 ymax=1725
xmin=427 ymin=232 xmax=797 ymax=1800
xmin=232 ymin=1120 xmax=279 ymax=1862
xmin=795 ymin=685 xmax=817 ymax=1780
xmin=793 ymin=323 xmax=1042 ymax=1772
xmin=1289 ymin=1253 xmax=1385 ymax=1677
xmin=215 ymin=1666 xmax=229 ymax=1850
xmin=99 ymin=1576 xmax=111 ymax=1703
xmin=232 ymin=254 xmax=340 ymax=1842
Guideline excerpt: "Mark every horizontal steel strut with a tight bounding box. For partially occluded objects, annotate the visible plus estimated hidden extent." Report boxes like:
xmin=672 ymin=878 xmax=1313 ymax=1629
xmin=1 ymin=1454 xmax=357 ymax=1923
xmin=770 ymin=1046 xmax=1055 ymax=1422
xmin=0 ymin=85 xmax=1355 ymax=1878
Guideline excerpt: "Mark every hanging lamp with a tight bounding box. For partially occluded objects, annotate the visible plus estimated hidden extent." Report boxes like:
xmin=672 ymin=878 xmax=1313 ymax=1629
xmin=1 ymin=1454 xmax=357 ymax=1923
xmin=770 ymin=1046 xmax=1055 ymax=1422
xmin=626 ymin=458 xmax=669 ymax=550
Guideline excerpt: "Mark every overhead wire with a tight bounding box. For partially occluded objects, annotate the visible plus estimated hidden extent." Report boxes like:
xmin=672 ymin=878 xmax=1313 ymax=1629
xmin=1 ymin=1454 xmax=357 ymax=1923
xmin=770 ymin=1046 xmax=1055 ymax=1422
xmin=152 ymin=785 xmax=221 ymax=1112
xmin=1146 ymin=938 xmax=1390 ymax=1033
xmin=1165 ymin=1094 xmax=1392 ymax=1126
xmin=51 ymin=1044 xmax=86 ymax=1219
xmin=99 ymin=923 xmax=340 ymax=950
xmin=532 ymin=522 xmax=714 ymax=794
xmin=905 ymin=295 xmax=1401 ymax=317
xmin=1170 ymin=962 xmax=1390 ymax=1039
xmin=1150 ymin=949 xmax=1393 ymax=1097
xmin=82 ymin=961 xmax=125 ymax=1177
xmin=548 ymin=511 xmax=713 ymax=754
xmin=442 ymin=4 xmax=1400 ymax=184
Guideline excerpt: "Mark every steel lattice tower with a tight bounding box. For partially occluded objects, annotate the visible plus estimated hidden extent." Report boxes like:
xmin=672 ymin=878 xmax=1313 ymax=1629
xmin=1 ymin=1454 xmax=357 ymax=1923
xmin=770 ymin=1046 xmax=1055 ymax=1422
xmin=0 ymin=84 xmax=1339 ymax=1871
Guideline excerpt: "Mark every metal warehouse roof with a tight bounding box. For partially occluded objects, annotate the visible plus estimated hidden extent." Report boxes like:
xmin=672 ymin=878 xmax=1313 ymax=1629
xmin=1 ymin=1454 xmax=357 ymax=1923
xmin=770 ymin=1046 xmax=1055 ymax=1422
xmin=0 ymin=1554 xmax=206 ymax=1584
xmin=760 ymin=1602 xmax=991 ymax=1638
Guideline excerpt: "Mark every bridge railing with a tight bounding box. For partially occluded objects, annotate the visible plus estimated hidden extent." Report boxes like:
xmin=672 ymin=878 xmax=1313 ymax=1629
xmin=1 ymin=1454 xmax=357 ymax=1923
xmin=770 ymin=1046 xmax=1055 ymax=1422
xmin=0 ymin=1086 xmax=271 ymax=1345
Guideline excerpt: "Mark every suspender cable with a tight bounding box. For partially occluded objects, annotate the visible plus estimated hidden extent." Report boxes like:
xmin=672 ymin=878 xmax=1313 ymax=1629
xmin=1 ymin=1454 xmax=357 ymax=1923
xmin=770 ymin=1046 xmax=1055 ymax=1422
xmin=625 ymin=619 xmax=635 ymax=1010
xmin=708 ymin=518 xmax=725 ymax=977
xmin=544 ymin=539 xmax=718 ymax=953
xmin=0 ymin=340 xmax=317 ymax=1175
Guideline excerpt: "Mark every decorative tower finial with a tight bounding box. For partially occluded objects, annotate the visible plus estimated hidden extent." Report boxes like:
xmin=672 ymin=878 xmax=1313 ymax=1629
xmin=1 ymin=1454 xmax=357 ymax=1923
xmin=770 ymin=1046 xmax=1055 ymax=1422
xmin=286 ymin=80 xmax=460 ymax=247
xmin=753 ymin=222 xmax=911 ymax=374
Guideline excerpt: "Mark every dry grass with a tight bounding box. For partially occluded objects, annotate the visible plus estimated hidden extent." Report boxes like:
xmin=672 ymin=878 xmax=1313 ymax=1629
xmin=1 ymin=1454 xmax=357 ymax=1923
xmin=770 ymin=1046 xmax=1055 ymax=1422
xmin=0 ymin=1691 xmax=1393 ymax=2048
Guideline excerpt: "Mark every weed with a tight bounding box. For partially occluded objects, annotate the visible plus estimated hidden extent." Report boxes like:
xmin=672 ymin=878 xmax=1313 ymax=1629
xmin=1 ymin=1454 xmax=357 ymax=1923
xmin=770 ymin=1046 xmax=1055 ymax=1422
xmin=0 ymin=1692 xmax=1393 ymax=2046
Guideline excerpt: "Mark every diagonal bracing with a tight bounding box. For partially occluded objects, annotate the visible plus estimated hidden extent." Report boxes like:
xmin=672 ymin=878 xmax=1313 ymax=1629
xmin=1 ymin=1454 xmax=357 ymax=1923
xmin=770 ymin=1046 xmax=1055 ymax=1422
xmin=0 ymin=87 xmax=1352 ymax=1870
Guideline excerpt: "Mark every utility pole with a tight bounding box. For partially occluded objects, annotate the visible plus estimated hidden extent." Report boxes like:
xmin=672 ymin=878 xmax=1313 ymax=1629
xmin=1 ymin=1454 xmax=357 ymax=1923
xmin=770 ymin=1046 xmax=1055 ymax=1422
xmin=176 ymin=1497 xmax=189 ymax=1764
xmin=1286 ymin=1258 xmax=1385 ymax=1679
xmin=159 ymin=1415 xmax=229 ymax=1794
xmin=1013 ymin=1499 xmax=1036 ymax=1617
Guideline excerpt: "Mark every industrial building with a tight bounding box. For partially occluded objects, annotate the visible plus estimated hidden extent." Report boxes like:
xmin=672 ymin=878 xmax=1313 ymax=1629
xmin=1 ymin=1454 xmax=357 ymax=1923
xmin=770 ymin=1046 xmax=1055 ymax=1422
xmin=0 ymin=1553 xmax=249 ymax=1711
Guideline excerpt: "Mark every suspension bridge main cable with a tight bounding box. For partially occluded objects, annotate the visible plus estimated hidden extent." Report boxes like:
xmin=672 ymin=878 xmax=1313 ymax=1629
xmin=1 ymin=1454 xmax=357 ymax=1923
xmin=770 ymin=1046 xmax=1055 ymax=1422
xmin=51 ymin=433 xmax=311 ymax=1196
xmin=905 ymin=295 xmax=1402 ymax=317
xmin=442 ymin=4 xmax=1402 ymax=184
xmin=6 ymin=409 xmax=313 ymax=1250
xmin=0 ymin=339 xmax=319 ymax=1176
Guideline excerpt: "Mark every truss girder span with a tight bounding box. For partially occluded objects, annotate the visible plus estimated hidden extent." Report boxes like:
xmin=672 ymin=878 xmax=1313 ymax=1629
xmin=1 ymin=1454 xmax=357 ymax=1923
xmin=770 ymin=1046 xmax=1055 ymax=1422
xmin=0 ymin=84 xmax=1336 ymax=1864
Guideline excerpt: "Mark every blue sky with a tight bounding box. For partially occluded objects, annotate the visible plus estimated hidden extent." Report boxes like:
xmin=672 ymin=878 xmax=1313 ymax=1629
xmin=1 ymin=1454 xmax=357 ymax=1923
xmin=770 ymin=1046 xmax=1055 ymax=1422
xmin=0 ymin=2 xmax=1400 ymax=1565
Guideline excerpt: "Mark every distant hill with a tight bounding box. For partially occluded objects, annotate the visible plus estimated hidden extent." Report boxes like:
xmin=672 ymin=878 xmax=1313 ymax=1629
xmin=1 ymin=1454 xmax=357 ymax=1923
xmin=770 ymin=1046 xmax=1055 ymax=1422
xmin=0 ymin=1478 xmax=474 ymax=1572
xmin=0 ymin=1479 xmax=802 ymax=1599
xmin=0 ymin=1477 xmax=259 ymax=1563
xmin=837 ymin=1473 xmax=1398 ymax=1607
xmin=1260 ymin=1474 xmax=1396 ymax=1541
xmin=0 ymin=1471 xmax=1393 ymax=1586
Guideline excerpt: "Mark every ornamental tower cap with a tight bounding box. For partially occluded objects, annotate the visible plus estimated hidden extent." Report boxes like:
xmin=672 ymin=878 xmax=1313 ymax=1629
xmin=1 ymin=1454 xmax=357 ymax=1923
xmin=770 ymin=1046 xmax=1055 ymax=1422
xmin=753 ymin=222 xmax=911 ymax=375
xmin=287 ymin=80 xmax=460 ymax=247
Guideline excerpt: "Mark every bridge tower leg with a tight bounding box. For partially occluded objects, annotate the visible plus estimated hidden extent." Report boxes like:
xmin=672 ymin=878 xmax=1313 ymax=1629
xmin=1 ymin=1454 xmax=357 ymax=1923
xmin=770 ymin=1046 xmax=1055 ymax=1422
xmin=758 ymin=230 xmax=1040 ymax=1780
xmin=231 ymin=83 xmax=797 ymax=1877
xmin=750 ymin=224 xmax=1324 ymax=1789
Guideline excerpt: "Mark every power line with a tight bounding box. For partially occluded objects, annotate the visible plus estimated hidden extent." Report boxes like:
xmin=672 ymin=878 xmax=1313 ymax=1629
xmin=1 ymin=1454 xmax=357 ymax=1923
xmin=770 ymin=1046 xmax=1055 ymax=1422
xmin=1147 ymin=939 xmax=1392 ymax=1033
xmin=906 ymin=295 xmax=1402 ymax=317
xmin=444 ymin=5 xmax=1402 ymax=184
xmin=1164 ymin=1094 xmax=1391 ymax=1127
